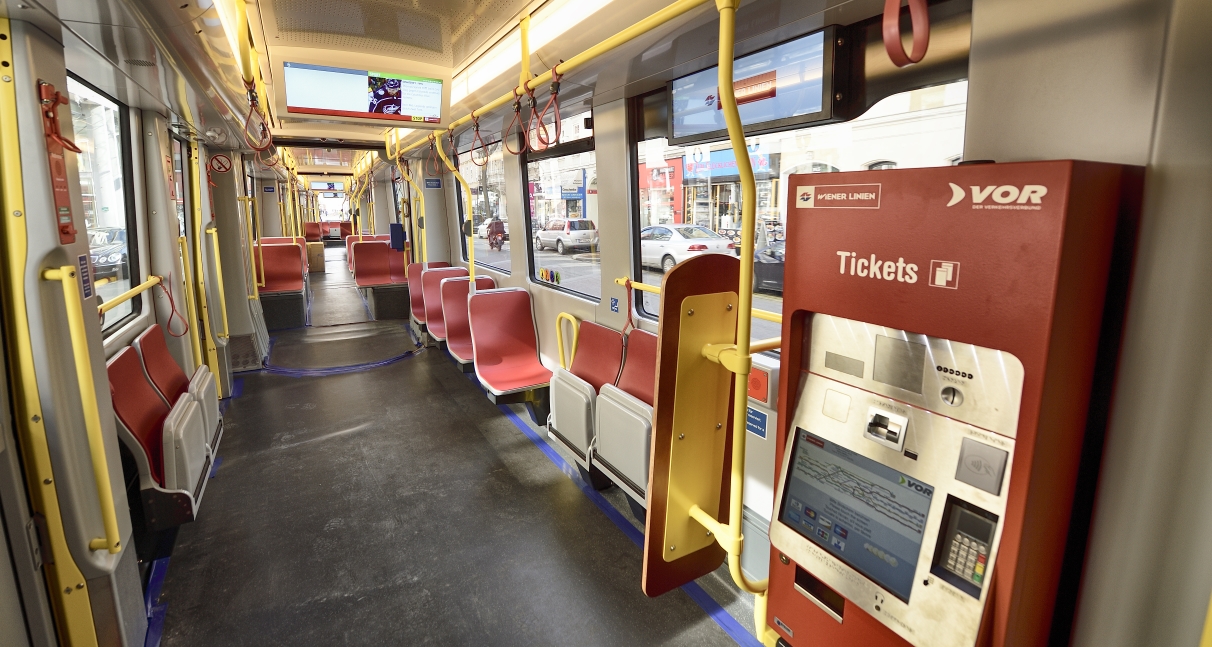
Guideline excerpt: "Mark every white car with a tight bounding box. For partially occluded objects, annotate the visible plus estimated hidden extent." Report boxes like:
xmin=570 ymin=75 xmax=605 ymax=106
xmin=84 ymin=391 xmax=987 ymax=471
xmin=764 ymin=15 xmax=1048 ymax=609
xmin=477 ymin=219 xmax=509 ymax=239
xmin=639 ymin=225 xmax=736 ymax=272
xmin=534 ymin=218 xmax=598 ymax=255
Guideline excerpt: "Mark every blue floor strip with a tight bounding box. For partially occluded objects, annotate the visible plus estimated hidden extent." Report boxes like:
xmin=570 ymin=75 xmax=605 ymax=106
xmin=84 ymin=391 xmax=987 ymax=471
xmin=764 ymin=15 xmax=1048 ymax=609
xmin=209 ymin=456 xmax=223 ymax=478
xmin=494 ymin=403 xmax=762 ymax=647
xmin=143 ymin=557 xmax=170 ymax=647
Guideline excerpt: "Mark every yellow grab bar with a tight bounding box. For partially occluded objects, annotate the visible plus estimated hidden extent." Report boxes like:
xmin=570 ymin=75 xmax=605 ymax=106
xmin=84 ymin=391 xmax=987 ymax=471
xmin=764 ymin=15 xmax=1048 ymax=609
xmin=206 ymin=227 xmax=230 ymax=339
xmin=613 ymin=277 xmax=783 ymax=323
xmin=433 ymin=136 xmax=476 ymax=281
xmin=179 ymin=236 xmax=203 ymax=369
xmin=555 ymin=312 xmax=580 ymax=369
xmin=239 ymin=196 xmax=259 ymax=299
xmin=98 ymin=275 xmax=160 ymax=315
xmin=750 ymin=337 xmax=781 ymax=353
xmin=42 ymin=266 xmax=122 ymax=555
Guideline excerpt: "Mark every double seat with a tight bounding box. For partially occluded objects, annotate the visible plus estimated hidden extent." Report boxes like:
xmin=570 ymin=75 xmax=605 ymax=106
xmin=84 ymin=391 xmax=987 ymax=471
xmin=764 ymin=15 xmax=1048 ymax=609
xmin=107 ymin=325 xmax=222 ymax=530
xmin=351 ymin=240 xmax=412 ymax=320
xmin=549 ymin=319 xmax=657 ymax=510
xmin=345 ymin=234 xmax=390 ymax=272
xmin=254 ymin=239 xmax=308 ymax=329
xmin=303 ymin=222 xmax=321 ymax=242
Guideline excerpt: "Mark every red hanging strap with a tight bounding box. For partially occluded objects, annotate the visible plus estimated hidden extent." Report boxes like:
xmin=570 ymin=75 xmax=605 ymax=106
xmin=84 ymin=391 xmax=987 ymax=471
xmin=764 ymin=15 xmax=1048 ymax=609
xmin=621 ymin=278 xmax=636 ymax=339
xmin=525 ymin=85 xmax=547 ymax=152
xmin=504 ymin=89 xmax=529 ymax=156
xmin=426 ymin=137 xmax=443 ymax=177
xmin=882 ymin=0 xmax=930 ymax=67
xmin=469 ymin=115 xmax=489 ymax=167
xmin=156 ymin=273 xmax=190 ymax=337
xmin=536 ymin=68 xmax=564 ymax=148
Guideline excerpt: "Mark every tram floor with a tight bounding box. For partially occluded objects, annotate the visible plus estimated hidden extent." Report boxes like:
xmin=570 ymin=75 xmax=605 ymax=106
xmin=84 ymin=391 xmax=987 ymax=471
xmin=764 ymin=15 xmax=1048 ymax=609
xmin=308 ymin=248 xmax=371 ymax=327
xmin=158 ymin=338 xmax=753 ymax=646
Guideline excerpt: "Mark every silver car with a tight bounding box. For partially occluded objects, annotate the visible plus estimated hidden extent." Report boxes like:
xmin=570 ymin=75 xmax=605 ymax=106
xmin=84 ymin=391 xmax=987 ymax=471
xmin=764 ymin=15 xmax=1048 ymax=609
xmin=639 ymin=225 xmax=736 ymax=272
xmin=534 ymin=218 xmax=598 ymax=255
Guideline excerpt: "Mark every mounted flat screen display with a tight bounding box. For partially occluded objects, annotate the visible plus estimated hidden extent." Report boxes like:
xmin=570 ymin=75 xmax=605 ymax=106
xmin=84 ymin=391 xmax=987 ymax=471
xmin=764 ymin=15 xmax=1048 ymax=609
xmin=310 ymin=181 xmax=345 ymax=191
xmin=668 ymin=27 xmax=837 ymax=144
xmin=778 ymin=428 xmax=933 ymax=602
xmin=284 ymin=62 xmax=443 ymax=123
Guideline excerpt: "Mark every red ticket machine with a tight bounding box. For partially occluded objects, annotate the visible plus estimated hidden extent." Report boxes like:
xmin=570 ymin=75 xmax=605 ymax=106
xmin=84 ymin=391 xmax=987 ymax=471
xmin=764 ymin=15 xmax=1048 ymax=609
xmin=766 ymin=162 xmax=1140 ymax=647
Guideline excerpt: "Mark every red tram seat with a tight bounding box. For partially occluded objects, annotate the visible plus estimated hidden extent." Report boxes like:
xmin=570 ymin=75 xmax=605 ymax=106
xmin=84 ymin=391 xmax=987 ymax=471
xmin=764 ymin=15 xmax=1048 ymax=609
xmin=406 ymin=261 xmax=451 ymax=326
xmin=549 ymin=321 xmax=625 ymax=476
xmin=440 ymin=276 xmax=497 ymax=369
xmin=256 ymin=244 xmax=306 ymax=293
xmin=352 ymin=241 xmax=393 ymax=288
xmin=133 ymin=325 xmax=222 ymax=452
xmin=421 ymin=267 xmax=469 ymax=341
xmin=107 ymin=348 xmax=209 ymax=521
xmin=594 ymin=329 xmax=659 ymax=506
xmin=257 ymin=238 xmax=308 ymax=272
xmin=388 ymin=249 xmax=408 ymax=284
xmin=468 ymin=288 xmax=552 ymax=399
xmin=303 ymin=222 xmax=322 ymax=242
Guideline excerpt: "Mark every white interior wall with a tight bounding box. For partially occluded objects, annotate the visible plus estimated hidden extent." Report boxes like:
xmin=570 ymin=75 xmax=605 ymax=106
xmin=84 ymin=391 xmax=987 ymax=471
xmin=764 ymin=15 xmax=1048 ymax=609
xmin=967 ymin=0 xmax=1212 ymax=644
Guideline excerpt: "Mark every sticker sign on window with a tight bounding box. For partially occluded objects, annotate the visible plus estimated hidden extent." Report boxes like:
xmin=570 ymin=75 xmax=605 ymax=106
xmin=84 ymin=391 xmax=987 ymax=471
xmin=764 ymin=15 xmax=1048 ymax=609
xmin=77 ymin=254 xmax=94 ymax=299
xmin=610 ymin=297 xmax=619 ymax=313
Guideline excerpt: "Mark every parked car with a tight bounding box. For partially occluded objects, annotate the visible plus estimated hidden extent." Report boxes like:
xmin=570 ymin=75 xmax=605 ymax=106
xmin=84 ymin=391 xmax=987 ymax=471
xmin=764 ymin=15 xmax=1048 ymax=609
xmin=89 ymin=228 xmax=128 ymax=280
xmin=639 ymin=225 xmax=736 ymax=272
xmin=477 ymin=219 xmax=509 ymax=239
xmin=753 ymin=240 xmax=785 ymax=293
xmin=534 ymin=218 xmax=597 ymax=254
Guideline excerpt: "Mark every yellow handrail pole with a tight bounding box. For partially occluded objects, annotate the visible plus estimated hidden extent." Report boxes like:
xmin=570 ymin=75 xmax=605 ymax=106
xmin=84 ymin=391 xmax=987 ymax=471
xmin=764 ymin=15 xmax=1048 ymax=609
xmin=239 ymin=196 xmax=259 ymax=299
xmin=1 ymin=20 xmax=100 ymax=634
xmin=391 ymin=0 xmax=713 ymax=157
xmin=98 ymin=276 xmax=161 ymax=314
xmin=42 ymin=267 xmax=122 ymax=555
xmin=256 ymin=188 xmax=266 ymax=287
xmin=178 ymin=236 xmax=204 ymax=369
xmin=207 ymin=227 xmax=230 ymax=338
xmin=1202 ymin=589 xmax=1212 ymax=647
xmin=708 ymin=1 xmax=777 ymax=642
xmin=397 ymin=158 xmax=428 ymax=262
xmin=433 ymin=134 xmax=475 ymax=281
xmin=520 ymin=15 xmax=531 ymax=88
xmin=750 ymin=337 xmax=781 ymax=353
xmin=189 ymin=142 xmax=221 ymax=379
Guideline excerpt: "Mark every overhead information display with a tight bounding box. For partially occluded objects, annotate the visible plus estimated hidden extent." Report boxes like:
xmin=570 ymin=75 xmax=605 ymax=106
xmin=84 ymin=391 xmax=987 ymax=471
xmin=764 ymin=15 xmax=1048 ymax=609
xmin=670 ymin=30 xmax=827 ymax=144
xmin=779 ymin=428 xmax=933 ymax=602
xmin=310 ymin=181 xmax=345 ymax=191
xmin=284 ymin=62 xmax=443 ymax=123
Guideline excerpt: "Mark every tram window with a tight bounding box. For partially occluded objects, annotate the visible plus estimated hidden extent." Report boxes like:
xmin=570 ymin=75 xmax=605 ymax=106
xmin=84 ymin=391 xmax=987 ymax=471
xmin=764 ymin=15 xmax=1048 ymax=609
xmin=455 ymin=140 xmax=511 ymax=273
xmin=632 ymin=80 xmax=969 ymax=343
xmin=67 ymin=76 xmax=141 ymax=334
xmin=523 ymin=132 xmax=599 ymax=301
xmin=170 ymin=136 xmax=189 ymax=237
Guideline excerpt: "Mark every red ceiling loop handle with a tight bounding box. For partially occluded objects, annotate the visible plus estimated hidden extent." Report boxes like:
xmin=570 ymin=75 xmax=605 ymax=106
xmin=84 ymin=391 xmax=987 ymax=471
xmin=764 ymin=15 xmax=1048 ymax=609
xmin=882 ymin=0 xmax=930 ymax=67
xmin=426 ymin=137 xmax=442 ymax=177
xmin=536 ymin=68 xmax=563 ymax=149
xmin=504 ymin=89 xmax=529 ymax=156
xmin=469 ymin=115 xmax=489 ymax=167
xmin=525 ymin=86 xmax=547 ymax=152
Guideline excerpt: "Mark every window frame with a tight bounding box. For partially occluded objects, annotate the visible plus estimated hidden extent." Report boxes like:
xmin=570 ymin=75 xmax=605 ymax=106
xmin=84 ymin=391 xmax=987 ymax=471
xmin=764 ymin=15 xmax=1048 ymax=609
xmin=520 ymin=136 xmax=599 ymax=301
xmin=453 ymin=138 xmax=511 ymax=274
xmin=67 ymin=72 xmax=142 ymax=336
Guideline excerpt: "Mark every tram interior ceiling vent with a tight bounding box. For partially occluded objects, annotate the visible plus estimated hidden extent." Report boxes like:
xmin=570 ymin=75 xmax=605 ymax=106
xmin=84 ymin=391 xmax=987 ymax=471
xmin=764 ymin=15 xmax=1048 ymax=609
xmin=268 ymin=0 xmax=532 ymax=66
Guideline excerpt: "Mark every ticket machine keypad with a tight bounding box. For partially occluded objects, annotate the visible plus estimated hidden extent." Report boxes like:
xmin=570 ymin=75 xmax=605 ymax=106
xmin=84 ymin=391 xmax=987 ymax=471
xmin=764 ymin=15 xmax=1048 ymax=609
xmin=945 ymin=533 xmax=988 ymax=584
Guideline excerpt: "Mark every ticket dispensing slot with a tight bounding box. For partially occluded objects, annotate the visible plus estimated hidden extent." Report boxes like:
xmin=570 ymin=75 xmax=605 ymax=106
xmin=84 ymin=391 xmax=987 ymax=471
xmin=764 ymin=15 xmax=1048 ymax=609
xmin=769 ymin=314 xmax=1021 ymax=647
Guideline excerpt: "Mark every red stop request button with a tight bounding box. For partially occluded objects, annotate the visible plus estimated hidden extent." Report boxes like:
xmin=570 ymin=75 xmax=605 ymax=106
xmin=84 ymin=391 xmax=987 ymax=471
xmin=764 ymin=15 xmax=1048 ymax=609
xmin=795 ymin=183 xmax=882 ymax=209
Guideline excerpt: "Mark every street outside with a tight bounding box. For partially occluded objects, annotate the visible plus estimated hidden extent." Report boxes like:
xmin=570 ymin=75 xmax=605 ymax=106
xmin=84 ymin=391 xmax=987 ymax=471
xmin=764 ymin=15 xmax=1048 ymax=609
xmin=470 ymin=234 xmax=784 ymax=342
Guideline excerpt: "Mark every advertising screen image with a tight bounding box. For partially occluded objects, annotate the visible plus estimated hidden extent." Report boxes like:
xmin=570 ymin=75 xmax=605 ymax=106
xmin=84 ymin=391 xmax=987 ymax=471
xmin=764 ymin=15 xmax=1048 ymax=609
xmin=670 ymin=30 xmax=825 ymax=142
xmin=310 ymin=181 xmax=345 ymax=191
xmin=779 ymin=428 xmax=933 ymax=602
xmin=284 ymin=62 xmax=443 ymax=123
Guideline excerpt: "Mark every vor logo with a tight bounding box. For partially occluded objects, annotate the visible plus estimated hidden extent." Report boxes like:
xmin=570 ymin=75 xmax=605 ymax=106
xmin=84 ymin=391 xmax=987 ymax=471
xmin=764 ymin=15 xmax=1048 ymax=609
xmin=947 ymin=183 xmax=1048 ymax=207
xmin=899 ymin=475 xmax=934 ymax=498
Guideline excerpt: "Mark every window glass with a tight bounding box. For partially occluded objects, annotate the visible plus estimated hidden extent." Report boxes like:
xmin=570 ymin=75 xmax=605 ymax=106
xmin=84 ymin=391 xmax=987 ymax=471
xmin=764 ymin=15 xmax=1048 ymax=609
xmin=634 ymin=80 xmax=968 ymax=343
xmin=455 ymin=140 xmax=510 ymax=273
xmin=524 ymin=143 xmax=599 ymax=300
xmin=67 ymin=77 xmax=139 ymax=332
xmin=527 ymin=108 xmax=594 ymax=150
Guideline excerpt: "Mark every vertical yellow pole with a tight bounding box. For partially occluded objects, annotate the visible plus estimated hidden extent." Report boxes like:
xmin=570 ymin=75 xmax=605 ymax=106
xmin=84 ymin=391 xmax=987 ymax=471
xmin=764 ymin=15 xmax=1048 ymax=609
xmin=242 ymin=196 xmax=258 ymax=299
xmin=434 ymin=135 xmax=474 ymax=282
xmin=189 ymin=142 xmax=220 ymax=379
xmin=178 ymin=236 xmax=203 ymax=368
xmin=520 ymin=15 xmax=531 ymax=88
xmin=1201 ymin=590 xmax=1212 ymax=647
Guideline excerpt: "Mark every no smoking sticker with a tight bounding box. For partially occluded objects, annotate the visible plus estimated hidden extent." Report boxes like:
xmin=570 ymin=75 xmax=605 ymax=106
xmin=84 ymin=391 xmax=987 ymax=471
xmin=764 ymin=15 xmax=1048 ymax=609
xmin=208 ymin=154 xmax=232 ymax=173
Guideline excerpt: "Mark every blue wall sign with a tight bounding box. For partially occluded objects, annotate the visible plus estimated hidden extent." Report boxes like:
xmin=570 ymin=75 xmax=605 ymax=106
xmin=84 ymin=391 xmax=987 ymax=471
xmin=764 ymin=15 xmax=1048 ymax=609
xmin=77 ymin=255 xmax=94 ymax=299
xmin=425 ymin=178 xmax=442 ymax=189
xmin=610 ymin=297 xmax=619 ymax=313
xmin=263 ymin=186 xmax=275 ymax=192
xmin=746 ymin=407 xmax=768 ymax=439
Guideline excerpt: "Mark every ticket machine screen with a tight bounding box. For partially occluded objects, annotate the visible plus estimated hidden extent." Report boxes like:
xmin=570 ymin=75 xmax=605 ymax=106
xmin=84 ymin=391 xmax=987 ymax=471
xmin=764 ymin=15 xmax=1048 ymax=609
xmin=779 ymin=428 xmax=933 ymax=602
